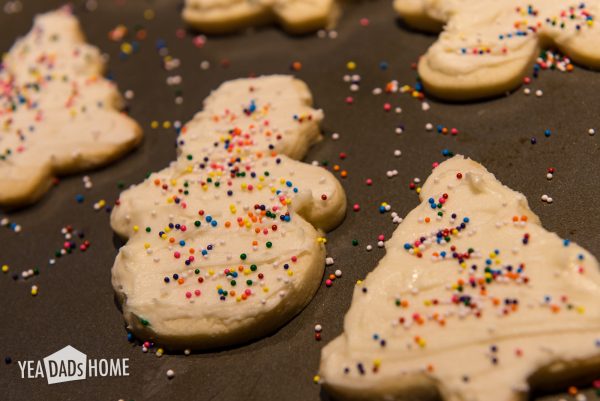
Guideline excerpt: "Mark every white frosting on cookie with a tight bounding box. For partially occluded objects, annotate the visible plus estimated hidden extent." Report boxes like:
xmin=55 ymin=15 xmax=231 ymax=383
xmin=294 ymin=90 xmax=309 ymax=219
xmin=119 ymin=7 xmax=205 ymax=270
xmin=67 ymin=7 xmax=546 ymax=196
xmin=111 ymin=75 xmax=346 ymax=350
xmin=394 ymin=0 xmax=600 ymax=100
xmin=0 ymin=8 xmax=142 ymax=207
xmin=320 ymin=156 xmax=600 ymax=400
xmin=183 ymin=0 xmax=339 ymax=34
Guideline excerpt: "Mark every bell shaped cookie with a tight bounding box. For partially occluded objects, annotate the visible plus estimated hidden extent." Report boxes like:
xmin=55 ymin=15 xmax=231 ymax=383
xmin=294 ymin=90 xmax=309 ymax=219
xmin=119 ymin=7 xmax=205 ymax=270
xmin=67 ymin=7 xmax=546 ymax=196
xmin=111 ymin=75 xmax=346 ymax=350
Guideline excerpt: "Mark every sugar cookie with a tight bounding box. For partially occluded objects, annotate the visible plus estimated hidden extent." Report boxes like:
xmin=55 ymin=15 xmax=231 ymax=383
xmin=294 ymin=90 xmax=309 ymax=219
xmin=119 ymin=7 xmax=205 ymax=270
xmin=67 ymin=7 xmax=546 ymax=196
xmin=0 ymin=8 xmax=142 ymax=207
xmin=183 ymin=0 xmax=340 ymax=34
xmin=321 ymin=155 xmax=600 ymax=400
xmin=111 ymin=75 xmax=346 ymax=350
xmin=394 ymin=0 xmax=600 ymax=100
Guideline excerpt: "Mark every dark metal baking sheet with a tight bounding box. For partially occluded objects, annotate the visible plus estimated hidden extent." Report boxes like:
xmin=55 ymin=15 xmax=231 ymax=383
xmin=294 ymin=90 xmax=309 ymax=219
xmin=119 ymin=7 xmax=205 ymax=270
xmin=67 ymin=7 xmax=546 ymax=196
xmin=1 ymin=1 xmax=599 ymax=400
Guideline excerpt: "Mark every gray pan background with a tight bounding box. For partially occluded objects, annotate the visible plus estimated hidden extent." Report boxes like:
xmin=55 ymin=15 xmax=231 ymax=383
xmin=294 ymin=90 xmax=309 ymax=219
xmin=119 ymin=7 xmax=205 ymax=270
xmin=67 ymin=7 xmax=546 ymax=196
xmin=1 ymin=1 xmax=599 ymax=400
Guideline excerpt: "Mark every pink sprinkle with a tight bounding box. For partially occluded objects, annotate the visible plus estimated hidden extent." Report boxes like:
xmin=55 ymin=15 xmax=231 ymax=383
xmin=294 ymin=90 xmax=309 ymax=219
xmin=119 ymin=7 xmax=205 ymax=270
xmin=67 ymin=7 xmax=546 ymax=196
xmin=345 ymin=96 xmax=354 ymax=105
xmin=185 ymin=291 xmax=192 ymax=299
xmin=353 ymin=204 xmax=360 ymax=212
xmin=325 ymin=279 xmax=333 ymax=287
xmin=174 ymin=252 xmax=181 ymax=259
xmin=194 ymin=290 xmax=201 ymax=296
xmin=365 ymin=178 xmax=373 ymax=186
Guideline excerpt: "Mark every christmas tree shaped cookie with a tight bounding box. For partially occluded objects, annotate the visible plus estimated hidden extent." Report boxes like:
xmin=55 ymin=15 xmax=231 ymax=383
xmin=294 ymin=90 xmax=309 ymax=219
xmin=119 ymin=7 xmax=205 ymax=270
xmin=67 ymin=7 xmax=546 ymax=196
xmin=111 ymin=75 xmax=346 ymax=350
xmin=0 ymin=8 xmax=142 ymax=207
xmin=321 ymin=155 xmax=600 ymax=400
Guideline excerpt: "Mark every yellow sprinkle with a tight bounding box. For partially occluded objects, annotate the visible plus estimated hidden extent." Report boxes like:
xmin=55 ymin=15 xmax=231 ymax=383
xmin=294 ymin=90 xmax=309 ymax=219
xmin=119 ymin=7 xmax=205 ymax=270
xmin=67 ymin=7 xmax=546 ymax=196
xmin=133 ymin=225 xmax=139 ymax=232
xmin=208 ymin=269 xmax=215 ymax=276
xmin=151 ymin=121 xmax=159 ymax=129
xmin=356 ymin=280 xmax=363 ymax=285
xmin=144 ymin=243 xmax=151 ymax=249
xmin=346 ymin=61 xmax=356 ymax=70
xmin=1 ymin=264 xmax=8 ymax=273
xmin=416 ymin=187 xmax=421 ymax=194
xmin=287 ymin=271 xmax=294 ymax=276
xmin=170 ymin=179 xmax=177 ymax=186
xmin=263 ymin=287 xmax=269 ymax=293
xmin=120 ymin=42 xmax=133 ymax=54
xmin=162 ymin=121 xmax=171 ymax=129
xmin=143 ymin=8 xmax=155 ymax=20
xmin=313 ymin=375 xmax=320 ymax=384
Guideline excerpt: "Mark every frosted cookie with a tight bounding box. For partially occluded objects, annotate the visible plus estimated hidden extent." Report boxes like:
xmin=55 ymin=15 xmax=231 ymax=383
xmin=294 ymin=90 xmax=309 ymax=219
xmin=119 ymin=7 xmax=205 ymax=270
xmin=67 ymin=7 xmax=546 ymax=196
xmin=320 ymin=155 xmax=600 ymax=400
xmin=182 ymin=0 xmax=339 ymax=34
xmin=111 ymin=75 xmax=346 ymax=350
xmin=0 ymin=8 xmax=142 ymax=207
xmin=393 ymin=0 xmax=600 ymax=100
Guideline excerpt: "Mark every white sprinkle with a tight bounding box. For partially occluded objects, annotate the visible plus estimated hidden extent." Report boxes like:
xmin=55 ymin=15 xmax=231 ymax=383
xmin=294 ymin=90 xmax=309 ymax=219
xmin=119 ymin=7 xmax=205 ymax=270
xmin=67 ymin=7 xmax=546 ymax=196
xmin=184 ymin=349 xmax=191 ymax=356
xmin=314 ymin=324 xmax=323 ymax=332
xmin=332 ymin=133 xmax=340 ymax=140
xmin=395 ymin=107 xmax=402 ymax=114
xmin=325 ymin=257 xmax=335 ymax=266
xmin=335 ymin=269 xmax=342 ymax=278
xmin=589 ymin=128 xmax=596 ymax=136
xmin=372 ymin=88 xmax=382 ymax=95
xmin=421 ymin=102 xmax=430 ymax=111
xmin=425 ymin=123 xmax=433 ymax=131
xmin=541 ymin=194 xmax=548 ymax=202
xmin=200 ymin=60 xmax=210 ymax=70
xmin=350 ymin=83 xmax=359 ymax=92
xmin=366 ymin=245 xmax=373 ymax=251
xmin=523 ymin=88 xmax=531 ymax=95
xmin=535 ymin=89 xmax=543 ymax=97
xmin=166 ymin=369 xmax=175 ymax=379
xmin=394 ymin=149 xmax=402 ymax=157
